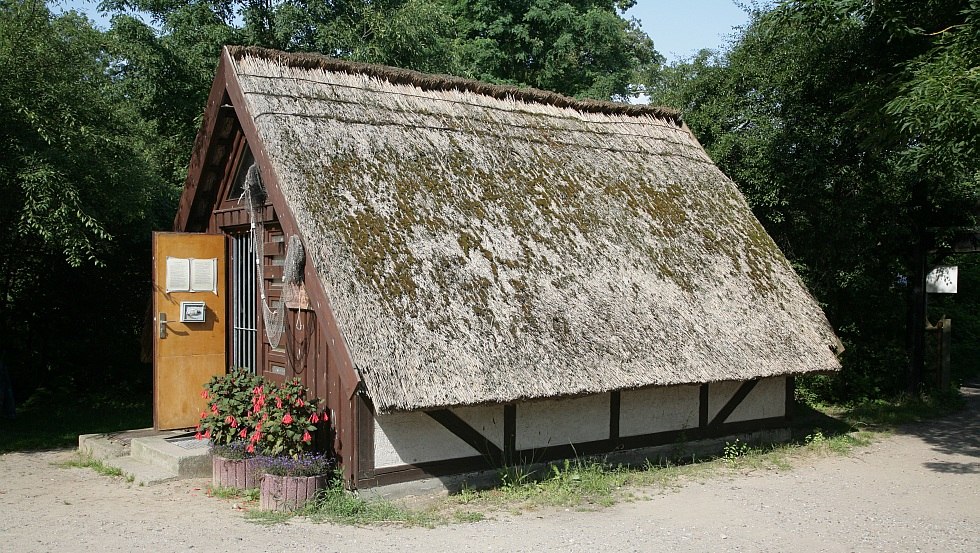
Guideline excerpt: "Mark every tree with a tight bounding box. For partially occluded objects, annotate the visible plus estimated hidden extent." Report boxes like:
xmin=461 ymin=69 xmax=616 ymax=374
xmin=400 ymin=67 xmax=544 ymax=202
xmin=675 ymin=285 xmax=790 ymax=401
xmin=651 ymin=0 xmax=980 ymax=400
xmin=444 ymin=0 xmax=660 ymax=99
xmin=0 ymin=0 xmax=172 ymax=397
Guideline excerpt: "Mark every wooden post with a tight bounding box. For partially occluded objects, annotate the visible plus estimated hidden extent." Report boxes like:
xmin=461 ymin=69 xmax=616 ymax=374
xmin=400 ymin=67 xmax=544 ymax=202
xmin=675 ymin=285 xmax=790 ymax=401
xmin=940 ymin=318 xmax=951 ymax=390
xmin=909 ymin=238 xmax=927 ymax=394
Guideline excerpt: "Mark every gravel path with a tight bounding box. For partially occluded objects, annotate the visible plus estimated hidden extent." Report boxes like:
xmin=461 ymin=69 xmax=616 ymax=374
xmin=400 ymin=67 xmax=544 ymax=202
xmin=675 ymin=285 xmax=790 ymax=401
xmin=2 ymin=385 xmax=977 ymax=553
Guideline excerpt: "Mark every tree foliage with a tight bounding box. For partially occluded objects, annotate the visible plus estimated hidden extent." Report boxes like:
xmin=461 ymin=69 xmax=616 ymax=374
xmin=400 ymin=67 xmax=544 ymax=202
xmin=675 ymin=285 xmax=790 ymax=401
xmin=652 ymin=0 xmax=980 ymax=400
xmin=0 ymin=0 xmax=174 ymax=396
xmin=445 ymin=0 xmax=660 ymax=98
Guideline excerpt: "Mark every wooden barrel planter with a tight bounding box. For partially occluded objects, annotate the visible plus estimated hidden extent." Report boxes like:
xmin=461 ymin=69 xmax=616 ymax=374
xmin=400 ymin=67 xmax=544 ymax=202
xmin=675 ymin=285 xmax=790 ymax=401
xmin=212 ymin=456 xmax=260 ymax=490
xmin=259 ymin=473 xmax=329 ymax=511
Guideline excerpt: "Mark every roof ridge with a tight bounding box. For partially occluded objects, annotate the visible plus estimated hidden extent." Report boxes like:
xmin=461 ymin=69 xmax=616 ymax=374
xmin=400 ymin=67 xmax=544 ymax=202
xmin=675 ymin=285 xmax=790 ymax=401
xmin=226 ymin=45 xmax=682 ymax=125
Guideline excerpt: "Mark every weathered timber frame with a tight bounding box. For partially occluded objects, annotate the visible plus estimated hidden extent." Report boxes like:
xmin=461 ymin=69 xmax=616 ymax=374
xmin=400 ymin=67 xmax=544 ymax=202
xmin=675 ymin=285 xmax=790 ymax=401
xmin=354 ymin=377 xmax=795 ymax=489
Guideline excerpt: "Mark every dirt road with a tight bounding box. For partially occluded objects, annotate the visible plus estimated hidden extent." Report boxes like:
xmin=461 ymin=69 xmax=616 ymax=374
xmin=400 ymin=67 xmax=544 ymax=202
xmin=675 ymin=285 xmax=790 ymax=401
xmin=2 ymin=387 xmax=977 ymax=553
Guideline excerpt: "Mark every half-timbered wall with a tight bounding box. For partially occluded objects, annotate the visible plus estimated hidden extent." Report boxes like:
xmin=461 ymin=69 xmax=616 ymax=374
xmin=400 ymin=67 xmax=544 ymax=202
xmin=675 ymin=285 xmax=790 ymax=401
xmin=364 ymin=376 xmax=790 ymax=488
xmin=374 ymin=405 xmax=504 ymax=469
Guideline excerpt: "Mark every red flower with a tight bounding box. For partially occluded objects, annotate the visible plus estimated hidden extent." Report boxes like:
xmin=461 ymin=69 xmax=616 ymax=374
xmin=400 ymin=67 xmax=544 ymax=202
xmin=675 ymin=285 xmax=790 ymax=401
xmin=194 ymin=432 xmax=202 ymax=440
xmin=246 ymin=444 xmax=255 ymax=453
xmin=211 ymin=404 xmax=218 ymax=414
xmin=203 ymin=429 xmax=211 ymax=439
xmin=199 ymin=411 xmax=206 ymax=419
xmin=276 ymin=397 xmax=283 ymax=409
xmin=302 ymin=431 xmax=312 ymax=443
xmin=200 ymin=389 xmax=208 ymax=399
xmin=239 ymin=428 xmax=247 ymax=438
xmin=295 ymin=398 xmax=305 ymax=407
xmin=282 ymin=413 xmax=293 ymax=425
xmin=310 ymin=413 xmax=319 ymax=424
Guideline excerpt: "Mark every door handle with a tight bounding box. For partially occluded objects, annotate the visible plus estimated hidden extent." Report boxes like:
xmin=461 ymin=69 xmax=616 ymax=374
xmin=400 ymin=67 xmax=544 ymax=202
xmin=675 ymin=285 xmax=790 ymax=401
xmin=159 ymin=312 xmax=167 ymax=339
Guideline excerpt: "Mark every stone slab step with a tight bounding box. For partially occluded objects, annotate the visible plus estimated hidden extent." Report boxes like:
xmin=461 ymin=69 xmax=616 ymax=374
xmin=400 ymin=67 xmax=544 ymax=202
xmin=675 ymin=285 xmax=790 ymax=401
xmin=78 ymin=433 xmax=129 ymax=461
xmin=130 ymin=435 xmax=211 ymax=478
xmin=103 ymin=455 xmax=179 ymax=486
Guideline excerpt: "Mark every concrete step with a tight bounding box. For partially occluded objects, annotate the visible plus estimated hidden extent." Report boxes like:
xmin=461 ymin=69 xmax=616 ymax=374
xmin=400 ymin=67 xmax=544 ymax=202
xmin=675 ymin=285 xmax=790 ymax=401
xmin=130 ymin=435 xmax=212 ymax=478
xmin=103 ymin=455 xmax=179 ymax=486
xmin=78 ymin=429 xmax=212 ymax=486
xmin=78 ymin=433 xmax=130 ymax=461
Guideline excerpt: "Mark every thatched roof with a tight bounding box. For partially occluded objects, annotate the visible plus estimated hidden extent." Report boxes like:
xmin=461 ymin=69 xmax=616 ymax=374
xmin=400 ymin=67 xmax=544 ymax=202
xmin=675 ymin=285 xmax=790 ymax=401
xmin=226 ymin=46 xmax=842 ymax=413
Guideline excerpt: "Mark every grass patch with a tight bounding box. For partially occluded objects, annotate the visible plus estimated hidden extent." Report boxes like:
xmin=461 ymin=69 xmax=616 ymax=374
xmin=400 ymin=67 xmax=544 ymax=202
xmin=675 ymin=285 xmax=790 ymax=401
xmin=244 ymin=482 xmax=440 ymax=526
xmin=208 ymin=484 xmax=260 ymax=502
xmin=57 ymin=454 xmax=133 ymax=482
xmin=448 ymin=457 xmax=720 ymax=514
xmin=302 ymin=485 xmax=441 ymax=526
xmin=0 ymin=386 xmax=151 ymax=454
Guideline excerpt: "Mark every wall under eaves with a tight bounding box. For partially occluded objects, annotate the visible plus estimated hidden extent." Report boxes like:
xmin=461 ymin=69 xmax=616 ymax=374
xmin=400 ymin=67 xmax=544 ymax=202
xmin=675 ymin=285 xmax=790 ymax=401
xmin=362 ymin=376 xmax=790 ymax=490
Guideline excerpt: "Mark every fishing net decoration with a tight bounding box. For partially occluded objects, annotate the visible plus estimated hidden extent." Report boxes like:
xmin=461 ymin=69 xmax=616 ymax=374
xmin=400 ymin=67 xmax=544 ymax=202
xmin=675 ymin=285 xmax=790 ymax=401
xmin=283 ymin=235 xmax=307 ymax=334
xmin=241 ymin=164 xmax=305 ymax=349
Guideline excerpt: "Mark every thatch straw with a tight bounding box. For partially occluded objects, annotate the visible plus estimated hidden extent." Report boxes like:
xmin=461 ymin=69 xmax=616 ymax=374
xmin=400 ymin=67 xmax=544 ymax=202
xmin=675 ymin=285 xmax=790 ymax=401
xmin=227 ymin=47 xmax=842 ymax=414
xmin=227 ymin=46 xmax=682 ymax=124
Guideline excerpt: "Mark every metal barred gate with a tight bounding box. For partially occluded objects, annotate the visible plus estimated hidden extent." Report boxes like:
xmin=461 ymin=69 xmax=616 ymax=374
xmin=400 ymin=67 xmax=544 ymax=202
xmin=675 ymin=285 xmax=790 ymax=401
xmin=231 ymin=231 xmax=257 ymax=373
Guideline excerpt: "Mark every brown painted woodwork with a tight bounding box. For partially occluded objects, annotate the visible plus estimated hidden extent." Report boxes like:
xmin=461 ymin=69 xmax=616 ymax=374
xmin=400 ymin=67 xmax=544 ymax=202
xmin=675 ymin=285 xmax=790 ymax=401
xmin=172 ymin=50 xmax=360 ymax=486
xmin=152 ymin=232 xmax=227 ymax=430
xmin=216 ymin=49 xmax=362 ymax=486
xmin=354 ymin=394 xmax=375 ymax=487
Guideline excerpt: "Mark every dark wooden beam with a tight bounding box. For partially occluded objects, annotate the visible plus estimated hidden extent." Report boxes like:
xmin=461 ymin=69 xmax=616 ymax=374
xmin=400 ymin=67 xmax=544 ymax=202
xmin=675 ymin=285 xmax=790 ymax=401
xmin=699 ymin=384 xmax=709 ymax=427
xmin=504 ymin=404 xmax=517 ymax=465
xmin=708 ymin=379 xmax=759 ymax=428
xmin=609 ymin=391 xmax=620 ymax=441
xmin=426 ymin=409 xmax=504 ymax=466
xmin=354 ymin=393 xmax=375 ymax=485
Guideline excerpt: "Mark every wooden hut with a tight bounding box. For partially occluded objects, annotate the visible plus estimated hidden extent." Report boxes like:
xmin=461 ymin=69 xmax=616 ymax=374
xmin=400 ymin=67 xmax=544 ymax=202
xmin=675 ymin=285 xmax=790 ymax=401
xmin=152 ymin=45 xmax=842 ymax=492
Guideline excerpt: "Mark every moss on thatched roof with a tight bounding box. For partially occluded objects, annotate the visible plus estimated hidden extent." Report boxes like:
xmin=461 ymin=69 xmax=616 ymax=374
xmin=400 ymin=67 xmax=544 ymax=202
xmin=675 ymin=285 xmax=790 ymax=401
xmin=227 ymin=46 xmax=841 ymax=413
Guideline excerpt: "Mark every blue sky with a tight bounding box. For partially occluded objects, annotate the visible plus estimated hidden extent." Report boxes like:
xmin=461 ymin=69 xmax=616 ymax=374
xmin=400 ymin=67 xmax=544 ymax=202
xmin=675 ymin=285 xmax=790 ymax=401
xmin=626 ymin=1 xmax=750 ymax=61
xmin=59 ymin=0 xmax=750 ymax=62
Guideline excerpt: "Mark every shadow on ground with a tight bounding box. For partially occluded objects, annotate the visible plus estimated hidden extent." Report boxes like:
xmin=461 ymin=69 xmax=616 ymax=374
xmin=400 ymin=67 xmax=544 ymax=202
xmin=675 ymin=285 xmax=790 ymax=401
xmin=898 ymin=381 xmax=980 ymax=474
xmin=0 ymin=387 xmax=151 ymax=454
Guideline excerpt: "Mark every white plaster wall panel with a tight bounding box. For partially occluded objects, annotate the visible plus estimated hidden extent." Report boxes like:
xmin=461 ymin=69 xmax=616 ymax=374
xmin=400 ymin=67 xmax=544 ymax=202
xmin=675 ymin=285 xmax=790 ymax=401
xmin=707 ymin=380 xmax=740 ymax=422
xmin=374 ymin=412 xmax=479 ymax=469
xmin=708 ymin=377 xmax=786 ymax=423
xmin=727 ymin=376 xmax=786 ymax=422
xmin=454 ymin=404 xmax=505 ymax=449
xmin=619 ymin=384 xmax=699 ymax=437
xmin=516 ymin=394 xmax=609 ymax=450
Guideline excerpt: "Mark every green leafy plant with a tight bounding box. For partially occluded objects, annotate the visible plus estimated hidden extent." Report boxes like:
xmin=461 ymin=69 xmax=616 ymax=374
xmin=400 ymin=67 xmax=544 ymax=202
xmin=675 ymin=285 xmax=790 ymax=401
xmin=197 ymin=367 xmax=262 ymax=446
xmin=722 ymin=439 xmax=750 ymax=466
xmin=805 ymin=429 xmax=826 ymax=445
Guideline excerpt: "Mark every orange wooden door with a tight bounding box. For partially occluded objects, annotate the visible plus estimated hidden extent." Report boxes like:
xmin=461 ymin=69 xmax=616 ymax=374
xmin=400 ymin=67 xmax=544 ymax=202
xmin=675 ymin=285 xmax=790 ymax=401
xmin=152 ymin=232 xmax=227 ymax=430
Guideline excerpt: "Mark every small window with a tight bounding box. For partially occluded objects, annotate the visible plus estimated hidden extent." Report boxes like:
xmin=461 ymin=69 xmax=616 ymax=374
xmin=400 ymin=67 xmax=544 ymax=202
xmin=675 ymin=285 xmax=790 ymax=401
xmin=228 ymin=146 xmax=254 ymax=201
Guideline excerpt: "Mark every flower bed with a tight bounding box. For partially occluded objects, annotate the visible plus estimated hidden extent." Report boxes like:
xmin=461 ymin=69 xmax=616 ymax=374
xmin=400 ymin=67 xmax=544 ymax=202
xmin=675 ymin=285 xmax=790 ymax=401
xmin=257 ymin=453 xmax=334 ymax=511
xmin=197 ymin=370 xmax=333 ymax=497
